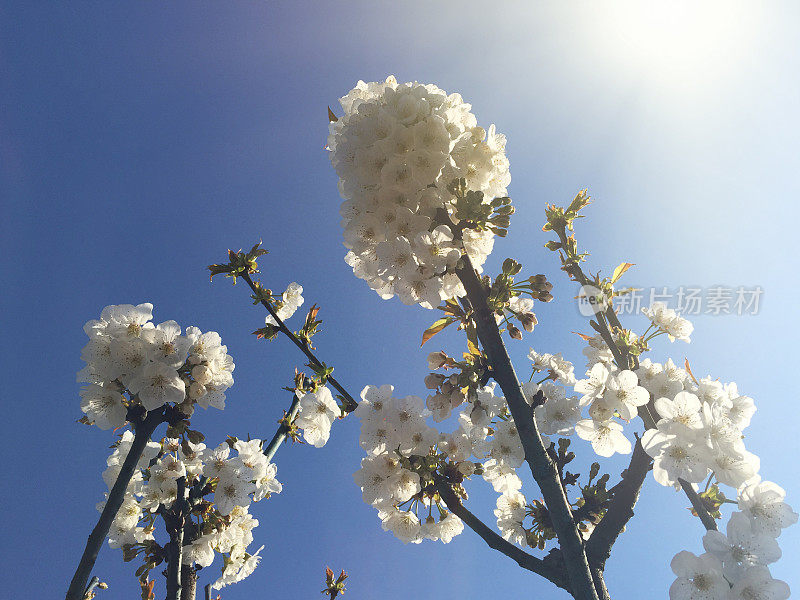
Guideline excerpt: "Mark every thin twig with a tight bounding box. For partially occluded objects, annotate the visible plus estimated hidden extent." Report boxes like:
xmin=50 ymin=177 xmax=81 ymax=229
xmin=240 ymin=273 xmax=358 ymax=412
xmin=66 ymin=409 xmax=165 ymax=600
xmin=82 ymin=576 xmax=101 ymax=599
xmin=679 ymin=479 xmax=718 ymax=531
xmin=263 ymin=394 xmax=302 ymax=463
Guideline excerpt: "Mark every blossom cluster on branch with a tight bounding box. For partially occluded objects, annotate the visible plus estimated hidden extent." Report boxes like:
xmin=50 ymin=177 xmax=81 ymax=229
xmin=264 ymin=282 xmax=304 ymax=326
xmin=327 ymin=76 xmax=511 ymax=307
xmin=559 ymin=327 xmax=796 ymax=597
xmin=335 ymin=77 xmax=797 ymax=600
xmin=99 ymin=431 xmax=281 ymax=590
xmin=352 ymin=384 xmax=466 ymax=544
xmin=78 ymin=303 xmax=234 ymax=427
xmin=75 ymin=303 xmax=283 ymax=596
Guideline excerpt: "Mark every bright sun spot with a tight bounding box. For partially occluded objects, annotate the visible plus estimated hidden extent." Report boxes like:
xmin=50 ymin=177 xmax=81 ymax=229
xmin=581 ymin=1 xmax=762 ymax=91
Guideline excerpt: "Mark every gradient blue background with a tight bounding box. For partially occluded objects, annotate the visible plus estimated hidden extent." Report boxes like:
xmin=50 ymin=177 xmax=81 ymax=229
xmin=2 ymin=2 xmax=798 ymax=598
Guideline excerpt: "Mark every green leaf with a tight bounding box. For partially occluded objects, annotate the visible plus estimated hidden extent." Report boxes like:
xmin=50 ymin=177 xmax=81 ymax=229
xmin=544 ymin=240 xmax=561 ymax=251
xmin=420 ymin=317 xmax=456 ymax=347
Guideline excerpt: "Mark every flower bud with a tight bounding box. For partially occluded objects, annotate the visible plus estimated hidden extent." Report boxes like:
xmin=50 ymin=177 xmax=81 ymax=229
xmin=519 ymin=312 xmax=538 ymax=332
xmin=188 ymin=354 xmax=203 ymax=365
xmin=427 ymin=351 xmax=448 ymax=370
xmin=424 ymin=373 xmax=446 ymax=389
xmin=531 ymin=274 xmax=548 ymax=286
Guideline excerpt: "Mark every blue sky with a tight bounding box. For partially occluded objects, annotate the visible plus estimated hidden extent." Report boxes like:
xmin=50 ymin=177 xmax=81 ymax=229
xmin=2 ymin=2 xmax=799 ymax=598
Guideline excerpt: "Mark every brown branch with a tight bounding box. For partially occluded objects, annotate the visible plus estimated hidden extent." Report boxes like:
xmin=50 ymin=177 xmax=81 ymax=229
xmin=456 ymin=257 xmax=600 ymax=600
xmin=165 ymin=477 xmax=188 ymax=600
xmin=180 ymin=565 xmax=197 ymax=600
xmin=66 ymin=409 xmax=165 ymax=600
xmin=434 ymin=480 xmax=570 ymax=593
xmin=679 ymin=479 xmax=718 ymax=531
xmin=240 ymin=272 xmax=358 ymax=413
xmin=585 ymin=438 xmax=652 ymax=569
xmin=590 ymin=566 xmax=611 ymax=600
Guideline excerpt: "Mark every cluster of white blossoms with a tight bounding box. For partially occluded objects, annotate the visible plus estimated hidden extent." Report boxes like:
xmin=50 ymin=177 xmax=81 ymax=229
xmin=354 ymin=301 xmax=795 ymax=597
xmin=352 ymin=374 xmax=591 ymax=548
xmin=669 ymin=477 xmax=796 ymax=599
xmin=265 ymin=282 xmax=304 ymax=326
xmin=294 ymin=386 xmax=341 ymax=448
xmin=352 ymin=384 xmax=463 ymax=544
xmin=78 ymin=303 xmax=235 ymax=427
xmin=557 ymin=311 xmax=796 ymax=597
xmin=99 ymin=433 xmax=281 ymax=590
xmin=642 ymin=301 xmax=694 ymax=343
xmin=327 ymin=76 xmax=510 ymax=308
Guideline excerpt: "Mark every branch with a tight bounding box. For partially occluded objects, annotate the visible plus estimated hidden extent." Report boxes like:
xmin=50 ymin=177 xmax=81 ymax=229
xmin=434 ymin=480 xmax=570 ymax=593
xmin=240 ymin=273 xmax=358 ymax=413
xmin=585 ymin=438 xmax=652 ymax=569
xmin=456 ymin=256 xmax=600 ymax=600
xmin=679 ymin=479 xmax=718 ymax=531
xmin=263 ymin=394 xmax=302 ymax=463
xmin=165 ymin=477 xmax=188 ymax=600
xmin=66 ymin=409 xmax=165 ymax=600
xmin=552 ymin=227 xmax=718 ymax=535
xmin=180 ymin=565 xmax=197 ymax=600
xmin=590 ymin=566 xmax=611 ymax=600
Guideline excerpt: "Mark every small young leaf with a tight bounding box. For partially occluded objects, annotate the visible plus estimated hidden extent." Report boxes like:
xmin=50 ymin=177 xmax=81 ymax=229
xmin=421 ymin=317 xmax=456 ymax=347
xmin=684 ymin=358 xmax=699 ymax=385
xmin=611 ymin=262 xmax=635 ymax=284
xmin=571 ymin=331 xmax=593 ymax=341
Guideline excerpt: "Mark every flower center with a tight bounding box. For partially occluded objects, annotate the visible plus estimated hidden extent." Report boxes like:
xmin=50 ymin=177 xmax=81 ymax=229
xmin=669 ymin=447 xmax=687 ymax=460
xmin=692 ymin=574 xmax=710 ymax=590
